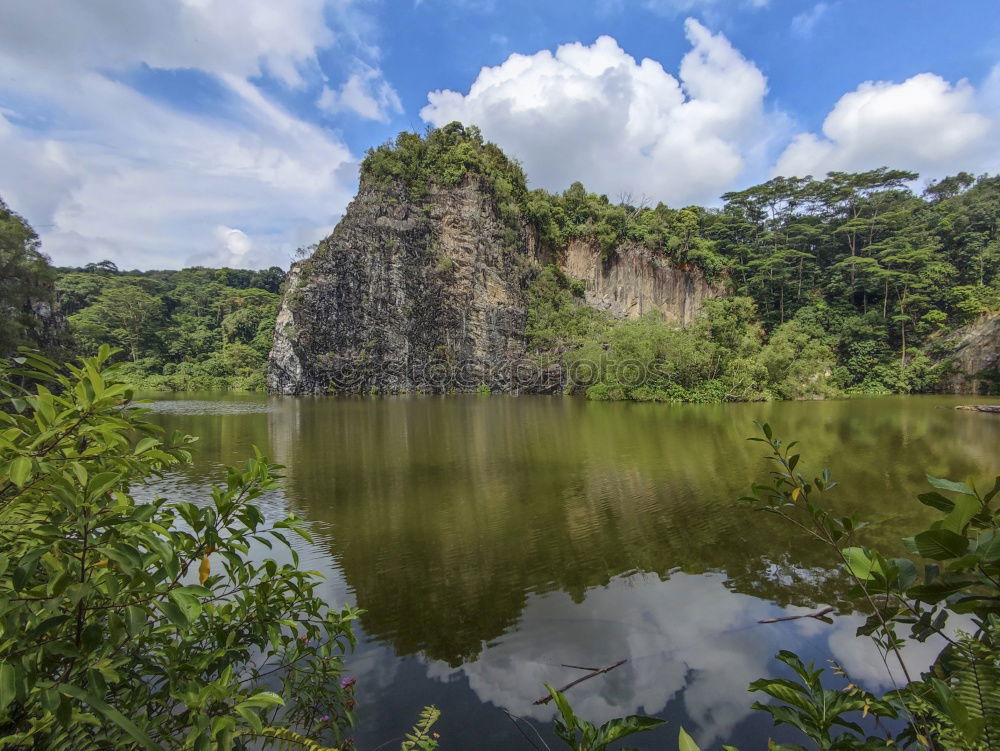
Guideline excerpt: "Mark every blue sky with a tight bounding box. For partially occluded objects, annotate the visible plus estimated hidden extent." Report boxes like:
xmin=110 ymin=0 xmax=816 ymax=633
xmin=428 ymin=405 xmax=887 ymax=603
xmin=0 ymin=0 xmax=997 ymax=269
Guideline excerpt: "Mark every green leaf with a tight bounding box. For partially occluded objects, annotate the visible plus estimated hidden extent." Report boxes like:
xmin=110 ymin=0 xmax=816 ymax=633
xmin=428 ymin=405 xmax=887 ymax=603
xmin=8 ymin=456 xmax=31 ymax=487
xmin=134 ymin=437 xmax=159 ymax=455
xmin=842 ymin=547 xmax=879 ymax=580
xmin=168 ymin=589 xmax=202 ymax=623
xmin=939 ymin=494 xmax=981 ymax=534
xmin=0 ymin=662 xmax=16 ymax=713
xmin=235 ymin=705 xmax=262 ymax=734
xmin=237 ymin=691 xmax=284 ymax=709
xmin=157 ymin=599 xmax=189 ymax=628
xmin=975 ymin=531 xmax=1000 ymax=562
xmin=546 ymin=684 xmax=578 ymax=733
xmin=926 ymin=475 xmax=974 ymax=496
xmin=917 ymin=492 xmax=955 ymax=513
xmin=914 ymin=529 xmax=969 ymax=560
xmin=87 ymin=472 xmax=122 ymax=501
xmin=596 ymin=715 xmax=666 ymax=743
xmin=679 ymin=726 xmax=701 ymax=751
xmin=59 ymin=684 xmax=163 ymax=751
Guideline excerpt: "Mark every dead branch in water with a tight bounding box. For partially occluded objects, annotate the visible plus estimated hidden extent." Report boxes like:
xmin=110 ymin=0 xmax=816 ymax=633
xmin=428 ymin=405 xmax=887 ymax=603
xmin=533 ymin=660 xmax=628 ymax=705
xmin=758 ymin=606 xmax=835 ymax=624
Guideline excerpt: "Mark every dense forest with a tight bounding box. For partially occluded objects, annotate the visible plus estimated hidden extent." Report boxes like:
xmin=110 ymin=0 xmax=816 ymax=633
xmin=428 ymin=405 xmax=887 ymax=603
xmin=1 ymin=196 xmax=286 ymax=391
xmin=54 ymin=264 xmax=285 ymax=391
xmin=2 ymin=123 xmax=998 ymax=397
xmin=365 ymin=124 xmax=1000 ymax=400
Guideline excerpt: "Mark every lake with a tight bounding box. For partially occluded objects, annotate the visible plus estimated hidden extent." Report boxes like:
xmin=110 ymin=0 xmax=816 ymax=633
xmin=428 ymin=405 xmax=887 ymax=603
xmin=142 ymin=393 xmax=999 ymax=749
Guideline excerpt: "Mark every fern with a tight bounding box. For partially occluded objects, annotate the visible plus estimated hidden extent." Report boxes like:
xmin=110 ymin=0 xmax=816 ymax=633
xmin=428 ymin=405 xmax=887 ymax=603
xmin=238 ymin=726 xmax=346 ymax=751
xmin=948 ymin=634 xmax=1000 ymax=750
xmin=399 ymin=706 xmax=441 ymax=751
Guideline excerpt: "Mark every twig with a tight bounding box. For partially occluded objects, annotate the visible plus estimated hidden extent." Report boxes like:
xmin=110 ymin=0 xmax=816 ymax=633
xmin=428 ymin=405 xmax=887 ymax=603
xmin=532 ymin=660 xmax=627 ymax=705
xmin=758 ymin=606 xmax=834 ymax=624
xmin=504 ymin=710 xmax=550 ymax=751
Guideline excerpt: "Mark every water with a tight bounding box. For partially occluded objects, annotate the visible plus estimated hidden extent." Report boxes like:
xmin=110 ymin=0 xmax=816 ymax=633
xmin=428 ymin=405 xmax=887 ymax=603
xmin=142 ymin=393 xmax=1000 ymax=749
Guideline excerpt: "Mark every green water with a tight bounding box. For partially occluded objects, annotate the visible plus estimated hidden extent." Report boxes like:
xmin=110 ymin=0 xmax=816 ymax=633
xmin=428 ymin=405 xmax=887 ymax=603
xmin=145 ymin=393 xmax=999 ymax=748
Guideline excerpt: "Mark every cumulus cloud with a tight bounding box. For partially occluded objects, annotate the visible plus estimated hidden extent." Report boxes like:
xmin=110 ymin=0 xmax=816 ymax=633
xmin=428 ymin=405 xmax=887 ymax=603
xmin=0 ymin=0 xmax=335 ymax=87
xmin=421 ymin=20 xmax=787 ymax=206
xmin=774 ymin=72 xmax=998 ymax=179
xmin=0 ymin=0 xmax=369 ymax=270
xmin=318 ymin=66 xmax=404 ymax=121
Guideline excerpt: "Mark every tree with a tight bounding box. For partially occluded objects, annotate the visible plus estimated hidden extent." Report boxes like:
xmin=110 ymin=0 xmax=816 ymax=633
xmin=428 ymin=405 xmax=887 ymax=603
xmin=69 ymin=283 xmax=163 ymax=362
xmin=0 ymin=197 xmax=57 ymax=356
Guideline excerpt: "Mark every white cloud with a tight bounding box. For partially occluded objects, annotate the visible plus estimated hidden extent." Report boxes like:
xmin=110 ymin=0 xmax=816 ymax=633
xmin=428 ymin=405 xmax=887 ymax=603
xmin=791 ymin=2 xmax=830 ymax=37
xmin=318 ymin=66 xmax=403 ymax=122
xmin=421 ymin=572 xmax=810 ymax=747
xmin=0 ymin=0 xmax=336 ymax=87
xmin=774 ymin=72 xmax=998 ymax=179
xmin=421 ymin=20 xmax=786 ymax=206
xmin=0 ymin=1 xmax=373 ymax=270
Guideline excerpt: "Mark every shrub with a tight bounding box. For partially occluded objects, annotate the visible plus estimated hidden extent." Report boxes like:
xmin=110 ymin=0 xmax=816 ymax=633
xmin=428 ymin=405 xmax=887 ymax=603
xmin=0 ymin=348 xmax=361 ymax=750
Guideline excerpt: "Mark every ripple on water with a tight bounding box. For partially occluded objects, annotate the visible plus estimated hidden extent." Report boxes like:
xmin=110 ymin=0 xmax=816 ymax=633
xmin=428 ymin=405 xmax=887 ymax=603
xmin=141 ymin=400 xmax=272 ymax=416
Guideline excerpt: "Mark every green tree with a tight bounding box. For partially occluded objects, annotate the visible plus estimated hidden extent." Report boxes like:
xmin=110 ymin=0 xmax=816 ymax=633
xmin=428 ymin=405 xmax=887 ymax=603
xmin=69 ymin=283 xmax=163 ymax=362
xmin=0 ymin=197 xmax=58 ymax=356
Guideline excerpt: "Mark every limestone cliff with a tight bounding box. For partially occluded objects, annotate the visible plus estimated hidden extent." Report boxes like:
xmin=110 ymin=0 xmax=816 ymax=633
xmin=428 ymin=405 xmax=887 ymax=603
xmin=561 ymin=239 xmax=721 ymax=324
xmin=268 ymin=177 xmax=721 ymax=395
xmin=940 ymin=313 xmax=1000 ymax=395
xmin=268 ymin=174 xmax=545 ymax=394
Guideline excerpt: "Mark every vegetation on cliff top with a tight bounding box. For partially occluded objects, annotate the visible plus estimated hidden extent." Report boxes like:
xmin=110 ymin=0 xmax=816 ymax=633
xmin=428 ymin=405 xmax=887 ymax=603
xmin=366 ymin=124 xmax=1000 ymax=398
xmin=363 ymin=124 xmax=999 ymax=397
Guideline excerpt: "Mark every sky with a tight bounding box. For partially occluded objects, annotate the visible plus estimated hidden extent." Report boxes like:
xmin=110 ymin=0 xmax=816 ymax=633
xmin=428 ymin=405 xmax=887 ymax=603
xmin=0 ymin=0 xmax=998 ymax=271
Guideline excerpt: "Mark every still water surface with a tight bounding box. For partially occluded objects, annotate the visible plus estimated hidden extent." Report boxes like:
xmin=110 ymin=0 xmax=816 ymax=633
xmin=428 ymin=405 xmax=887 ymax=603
xmin=143 ymin=394 xmax=999 ymax=749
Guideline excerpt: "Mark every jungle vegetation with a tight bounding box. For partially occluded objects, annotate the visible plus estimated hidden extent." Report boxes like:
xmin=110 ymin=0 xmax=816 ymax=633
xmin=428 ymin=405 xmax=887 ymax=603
xmin=367 ymin=124 xmax=1000 ymax=400
xmin=1 ymin=123 xmax=997 ymax=398
xmin=54 ymin=263 xmax=284 ymax=392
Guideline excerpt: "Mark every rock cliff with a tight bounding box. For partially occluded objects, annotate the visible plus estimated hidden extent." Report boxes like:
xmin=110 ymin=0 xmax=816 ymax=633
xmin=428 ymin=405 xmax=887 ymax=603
xmin=268 ymin=178 xmax=721 ymax=395
xmin=268 ymin=174 xmax=546 ymax=394
xmin=940 ymin=313 xmax=1000 ymax=395
xmin=562 ymin=239 xmax=720 ymax=324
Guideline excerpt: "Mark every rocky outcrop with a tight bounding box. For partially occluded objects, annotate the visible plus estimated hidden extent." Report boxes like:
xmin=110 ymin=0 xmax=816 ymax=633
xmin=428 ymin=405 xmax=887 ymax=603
xmin=268 ymin=175 xmax=549 ymax=394
xmin=940 ymin=313 xmax=1000 ymax=395
xmin=268 ymin=177 xmax=722 ymax=395
xmin=561 ymin=239 xmax=722 ymax=324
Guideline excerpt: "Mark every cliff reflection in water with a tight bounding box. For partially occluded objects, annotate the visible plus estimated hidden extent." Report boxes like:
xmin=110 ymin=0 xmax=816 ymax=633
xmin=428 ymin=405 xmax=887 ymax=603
xmin=258 ymin=394 xmax=997 ymax=666
xmin=142 ymin=392 xmax=998 ymax=748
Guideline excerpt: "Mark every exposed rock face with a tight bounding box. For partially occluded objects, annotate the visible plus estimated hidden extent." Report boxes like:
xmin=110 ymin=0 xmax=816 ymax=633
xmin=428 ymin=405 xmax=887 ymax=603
xmin=268 ymin=178 xmax=721 ymax=394
xmin=268 ymin=176 xmax=546 ymax=394
xmin=940 ymin=313 xmax=1000 ymax=395
xmin=562 ymin=239 xmax=722 ymax=324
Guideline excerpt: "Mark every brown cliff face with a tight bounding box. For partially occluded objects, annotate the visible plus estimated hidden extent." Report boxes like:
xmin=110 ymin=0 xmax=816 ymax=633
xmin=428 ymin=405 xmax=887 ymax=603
xmin=940 ymin=313 xmax=1000 ymax=395
xmin=561 ymin=239 xmax=723 ymax=324
xmin=268 ymin=178 xmax=722 ymax=394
